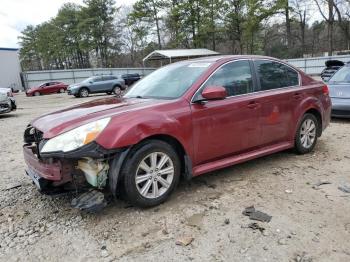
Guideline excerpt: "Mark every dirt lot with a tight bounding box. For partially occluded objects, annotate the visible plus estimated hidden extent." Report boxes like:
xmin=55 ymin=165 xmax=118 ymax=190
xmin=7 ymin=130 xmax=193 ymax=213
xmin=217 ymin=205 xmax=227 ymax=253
xmin=0 ymin=93 xmax=350 ymax=262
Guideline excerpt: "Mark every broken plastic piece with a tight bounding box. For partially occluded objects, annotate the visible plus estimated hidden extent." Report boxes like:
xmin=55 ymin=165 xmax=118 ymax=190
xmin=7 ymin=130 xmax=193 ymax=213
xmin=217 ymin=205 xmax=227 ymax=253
xmin=77 ymin=158 xmax=109 ymax=188
xmin=242 ymin=206 xmax=272 ymax=222
xmin=71 ymin=190 xmax=107 ymax=212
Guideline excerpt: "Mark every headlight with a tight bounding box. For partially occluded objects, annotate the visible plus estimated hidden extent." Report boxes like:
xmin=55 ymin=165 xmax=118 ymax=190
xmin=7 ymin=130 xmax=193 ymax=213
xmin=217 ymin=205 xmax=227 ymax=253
xmin=41 ymin=117 xmax=111 ymax=153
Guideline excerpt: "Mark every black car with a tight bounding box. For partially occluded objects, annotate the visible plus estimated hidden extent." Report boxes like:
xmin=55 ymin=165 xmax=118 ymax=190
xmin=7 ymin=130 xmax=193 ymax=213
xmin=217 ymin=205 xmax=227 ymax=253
xmin=321 ymin=60 xmax=345 ymax=82
xmin=121 ymin=73 xmax=141 ymax=86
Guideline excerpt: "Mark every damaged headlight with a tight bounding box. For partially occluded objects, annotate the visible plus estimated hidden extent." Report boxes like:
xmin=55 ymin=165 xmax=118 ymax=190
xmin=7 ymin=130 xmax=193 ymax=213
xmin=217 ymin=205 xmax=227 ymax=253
xmin=41 ymin=117 xmax=111 ymax=153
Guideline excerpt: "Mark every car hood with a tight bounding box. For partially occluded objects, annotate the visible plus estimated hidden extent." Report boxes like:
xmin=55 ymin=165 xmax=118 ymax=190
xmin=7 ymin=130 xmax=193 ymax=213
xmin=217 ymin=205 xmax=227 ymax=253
xmin=328 ymin=83 xmax=350 ymax=98
xmin=31 ymin=97 xmax=168 ymax=139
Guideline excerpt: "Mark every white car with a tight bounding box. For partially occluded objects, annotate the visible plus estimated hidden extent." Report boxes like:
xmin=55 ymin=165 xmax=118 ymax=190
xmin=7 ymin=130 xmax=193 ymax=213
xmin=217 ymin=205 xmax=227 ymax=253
xmin=0 ymin=87 xmax=16 ymax=114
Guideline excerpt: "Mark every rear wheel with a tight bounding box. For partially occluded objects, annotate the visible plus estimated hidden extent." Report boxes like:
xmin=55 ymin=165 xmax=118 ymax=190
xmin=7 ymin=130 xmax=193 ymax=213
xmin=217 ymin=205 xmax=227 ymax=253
xmin=59 ymin=88 xmax=65 ymax=93
xmin=79 ymin=88 xmax=89 ymax=98
xmin=120 ymin=140 xmax=180 ymax=207
xmin=295 ymin=113 xmax=319 ymax=154
xmin=34 ymin=91 xmax=40 ymax=96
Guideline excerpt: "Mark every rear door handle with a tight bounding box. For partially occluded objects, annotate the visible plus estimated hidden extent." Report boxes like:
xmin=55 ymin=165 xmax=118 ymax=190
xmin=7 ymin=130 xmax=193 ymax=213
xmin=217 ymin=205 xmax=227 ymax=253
xmin=294 ymin=92 xmax=302 ymax=99
xmin=247 ymin=101 xmax=259 ymax=109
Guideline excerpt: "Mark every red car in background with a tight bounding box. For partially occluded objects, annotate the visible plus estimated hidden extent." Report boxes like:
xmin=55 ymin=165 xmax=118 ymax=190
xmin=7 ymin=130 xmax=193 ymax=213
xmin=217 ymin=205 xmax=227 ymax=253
xmin=23 ymin=55 xmax=331 ymax=208
xmin=26 ymin=82 xmax=68 ymax=96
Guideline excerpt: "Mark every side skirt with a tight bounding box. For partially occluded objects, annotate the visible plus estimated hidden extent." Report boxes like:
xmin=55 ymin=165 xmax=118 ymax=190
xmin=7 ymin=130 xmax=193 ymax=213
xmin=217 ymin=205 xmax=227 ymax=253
xmin=193 ymin=141 xmax=294 ymax=176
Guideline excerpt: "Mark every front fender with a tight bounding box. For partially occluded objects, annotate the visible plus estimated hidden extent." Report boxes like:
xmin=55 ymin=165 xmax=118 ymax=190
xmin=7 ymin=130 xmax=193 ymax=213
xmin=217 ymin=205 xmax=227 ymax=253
xmin=96 ymin=104 xmax=193 ymax=159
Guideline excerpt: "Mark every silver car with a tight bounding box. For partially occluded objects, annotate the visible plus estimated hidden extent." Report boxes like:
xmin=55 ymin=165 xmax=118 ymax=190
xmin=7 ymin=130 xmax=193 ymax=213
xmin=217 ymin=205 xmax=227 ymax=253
xmin=328 ymin=65 xmax=350 ymax=118
xmin=0 ymin=87 xmax=16 ymax=114
xmin=67 ymin=75 xmax=126 ymax=98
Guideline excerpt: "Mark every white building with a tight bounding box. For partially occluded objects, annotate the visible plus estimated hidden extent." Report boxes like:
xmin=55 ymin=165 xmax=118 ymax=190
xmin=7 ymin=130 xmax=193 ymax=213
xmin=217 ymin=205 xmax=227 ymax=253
xmin=0 ymin=48 xmax=22 ymax=90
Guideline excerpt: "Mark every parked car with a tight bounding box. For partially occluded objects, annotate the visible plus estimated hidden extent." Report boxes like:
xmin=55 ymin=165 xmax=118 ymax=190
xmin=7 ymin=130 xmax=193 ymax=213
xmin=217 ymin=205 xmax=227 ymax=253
xmin=23 ymin=55 xmax=331 ymax=208
xmin=0 ymin=87 xmax=16 ymax=114
xmin=67 ymin=75 xmax=126 ymax=98
xmin=121 ymin=73 xmax=141 ymax=86
xmin=26 ymin=82 xmax=68 ymax=96
xmin=328 ymin=64 xmax=350 ymax=118
xmin=321 ymin=60 xmax=344 ymax=82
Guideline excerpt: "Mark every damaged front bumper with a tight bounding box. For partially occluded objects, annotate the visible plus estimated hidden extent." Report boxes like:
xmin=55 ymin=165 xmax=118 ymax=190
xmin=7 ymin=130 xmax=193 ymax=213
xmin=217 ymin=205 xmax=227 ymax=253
xmin=23 ymin=140 xmax=128 ymax=195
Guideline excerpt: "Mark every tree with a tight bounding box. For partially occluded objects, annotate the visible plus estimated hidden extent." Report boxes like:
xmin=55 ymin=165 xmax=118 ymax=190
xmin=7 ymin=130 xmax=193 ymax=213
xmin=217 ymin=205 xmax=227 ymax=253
xmin=314 ymin=0 xmax=335 ymax=55
xmin=79 ymin=0 xmax=118 ymax=67
xmin=129 ymin=0 xmax=166 ymax=49
xmin=290 ymin=0 xmax=308 ymax=56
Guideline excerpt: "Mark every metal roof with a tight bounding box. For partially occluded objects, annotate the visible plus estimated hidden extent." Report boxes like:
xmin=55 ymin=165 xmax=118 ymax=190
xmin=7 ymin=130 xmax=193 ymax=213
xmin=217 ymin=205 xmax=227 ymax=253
xmin=143 ymin=48 xmax=220 ymax=62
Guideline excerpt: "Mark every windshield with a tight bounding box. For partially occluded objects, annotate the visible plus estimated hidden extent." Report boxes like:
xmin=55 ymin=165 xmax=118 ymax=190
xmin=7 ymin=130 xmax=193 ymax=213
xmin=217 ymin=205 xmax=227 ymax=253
xmin=124 ymin=62 xmax=211 ymax=99
xmin=83 ymin=77 xmax=96 ymax=83
xmin=329 ymin=66 xmax=350 ymax=83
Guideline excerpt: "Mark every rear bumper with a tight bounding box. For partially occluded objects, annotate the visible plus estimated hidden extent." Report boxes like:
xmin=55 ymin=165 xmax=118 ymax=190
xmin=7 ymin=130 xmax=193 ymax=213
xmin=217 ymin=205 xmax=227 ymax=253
xmin=331 ymin=98 xmax=350 ymax=118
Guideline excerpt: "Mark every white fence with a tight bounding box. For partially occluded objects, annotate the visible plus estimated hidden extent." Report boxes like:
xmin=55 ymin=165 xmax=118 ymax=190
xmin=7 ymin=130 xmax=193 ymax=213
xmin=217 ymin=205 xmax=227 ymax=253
xmin=22 ymin=67 xmax=155 ymax=89
xmin=22 ymin=55 xmax=350 ymax=89
xmin=285 ymin=54 xmax=350 ymax=75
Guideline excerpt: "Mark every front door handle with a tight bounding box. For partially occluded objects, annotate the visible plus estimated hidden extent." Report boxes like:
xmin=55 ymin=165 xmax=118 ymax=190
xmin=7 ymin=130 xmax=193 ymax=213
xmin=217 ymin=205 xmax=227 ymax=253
xmin=247 ymin=101 xmax=259 ymax=109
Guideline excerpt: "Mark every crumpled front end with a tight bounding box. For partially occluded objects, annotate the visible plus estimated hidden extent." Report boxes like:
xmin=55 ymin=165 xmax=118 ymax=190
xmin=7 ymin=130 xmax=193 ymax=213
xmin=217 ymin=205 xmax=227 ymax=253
xmin=23 ymin=125 xmax=124 ymax=195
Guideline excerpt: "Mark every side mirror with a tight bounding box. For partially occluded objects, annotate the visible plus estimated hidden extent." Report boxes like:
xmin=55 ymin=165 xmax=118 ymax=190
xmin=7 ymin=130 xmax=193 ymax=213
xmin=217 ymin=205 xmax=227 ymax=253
xmin=201 ymin=86 xmax=227 ymax=100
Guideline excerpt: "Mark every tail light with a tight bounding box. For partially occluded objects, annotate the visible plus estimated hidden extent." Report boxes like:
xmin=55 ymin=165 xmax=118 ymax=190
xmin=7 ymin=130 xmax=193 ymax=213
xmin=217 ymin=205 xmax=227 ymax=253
xmin=322 ymin=85 xmax=329 ymax=96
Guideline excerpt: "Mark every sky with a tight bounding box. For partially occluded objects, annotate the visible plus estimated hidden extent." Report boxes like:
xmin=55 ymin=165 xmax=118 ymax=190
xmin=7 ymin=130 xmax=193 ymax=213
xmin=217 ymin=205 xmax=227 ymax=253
xmin=0 ymin=0 xmax=136 ymax=48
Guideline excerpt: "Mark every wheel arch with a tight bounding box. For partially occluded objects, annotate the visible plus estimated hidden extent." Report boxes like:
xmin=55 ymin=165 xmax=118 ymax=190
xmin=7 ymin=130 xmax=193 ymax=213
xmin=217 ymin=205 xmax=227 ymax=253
xmin=128 ymin=134 xmax=192 ymax=180
xmin=108 ymin=133 xmax=193 ymax=197
xmin=79 ymin=86 xmax=90 ymax=92
xmin=303 ymin=108 xmax=323 ymax=137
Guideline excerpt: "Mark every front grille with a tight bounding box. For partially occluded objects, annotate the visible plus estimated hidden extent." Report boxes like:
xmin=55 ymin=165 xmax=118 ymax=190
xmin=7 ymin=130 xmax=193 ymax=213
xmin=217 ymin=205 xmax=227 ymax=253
xmin=0 ymin=103 xmax=9 ymax=109
xmin=332 ymin=109 xmax=350 ymax=116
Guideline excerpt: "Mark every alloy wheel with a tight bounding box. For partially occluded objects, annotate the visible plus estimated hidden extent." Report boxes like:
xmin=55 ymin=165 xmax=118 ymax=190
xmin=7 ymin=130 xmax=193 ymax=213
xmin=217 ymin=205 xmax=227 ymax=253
xmin=80 ymin=89 xmax=88 ymax=97
xmin=300 ymin=118 xmax=316 ymax=149
xmin=135 ymin=152 xmax=174 ymax=199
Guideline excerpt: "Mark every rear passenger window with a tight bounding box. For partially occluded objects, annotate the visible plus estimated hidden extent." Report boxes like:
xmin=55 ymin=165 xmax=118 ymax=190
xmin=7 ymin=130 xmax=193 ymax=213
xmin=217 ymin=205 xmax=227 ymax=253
xmin=202 ymin=60 xmax=253 ymax=96
xmin=254 ymin=60 xmax=299 ymax=91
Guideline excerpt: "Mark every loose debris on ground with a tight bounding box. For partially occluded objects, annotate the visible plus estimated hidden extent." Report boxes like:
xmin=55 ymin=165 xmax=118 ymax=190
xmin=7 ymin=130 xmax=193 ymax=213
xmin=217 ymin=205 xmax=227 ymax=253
xmin=242 ymin=206 xmax=272 ymax=222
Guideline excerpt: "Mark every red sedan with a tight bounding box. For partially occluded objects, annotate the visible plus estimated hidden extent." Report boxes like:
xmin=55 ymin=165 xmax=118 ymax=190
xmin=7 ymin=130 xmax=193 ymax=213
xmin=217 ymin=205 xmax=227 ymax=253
xmin=23 ymin=55 xmax=331 ymax=208
xmin=26 ymin=81 xmax=68 ymax=96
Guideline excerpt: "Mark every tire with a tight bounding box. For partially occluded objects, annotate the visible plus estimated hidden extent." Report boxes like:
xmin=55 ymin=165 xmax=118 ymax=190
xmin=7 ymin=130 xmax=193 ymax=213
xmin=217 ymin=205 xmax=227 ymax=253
xmin=79 ymin=88 xmax=89 ymax=98
xmin=120 ymin=140 xmax=181 ymax=207
xmin=295 ymin=113 xmax=319 ymax=154
xmin=34 ymin=91 xmax=40 ymax=96
xmin=112 ymin=85 xmax=121 ymax=96
xmin=59 ymin=88 xmax=65 ymax=93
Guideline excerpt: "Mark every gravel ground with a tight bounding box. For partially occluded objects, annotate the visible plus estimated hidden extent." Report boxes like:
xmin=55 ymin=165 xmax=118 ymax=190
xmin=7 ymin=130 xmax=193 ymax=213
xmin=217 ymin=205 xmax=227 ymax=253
xmin=0 ymin=93 xmax=350 ymax=262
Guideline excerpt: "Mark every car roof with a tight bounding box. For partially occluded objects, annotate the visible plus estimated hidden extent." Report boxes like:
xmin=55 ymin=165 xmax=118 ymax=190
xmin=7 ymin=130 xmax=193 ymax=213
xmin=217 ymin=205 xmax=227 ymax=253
xmin=179 ymin=55 xmax=283 ymax=64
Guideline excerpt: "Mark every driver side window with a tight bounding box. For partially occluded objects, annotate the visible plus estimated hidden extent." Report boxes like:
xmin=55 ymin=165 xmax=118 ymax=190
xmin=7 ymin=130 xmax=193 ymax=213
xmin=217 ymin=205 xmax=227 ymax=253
xmin=202 ymin=60 xmax=253 ymax=97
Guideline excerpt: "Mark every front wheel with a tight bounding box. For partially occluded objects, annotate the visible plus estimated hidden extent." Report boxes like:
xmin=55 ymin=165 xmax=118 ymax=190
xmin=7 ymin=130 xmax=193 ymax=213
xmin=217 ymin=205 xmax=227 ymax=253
xmin=59 ymin=88 xmax=65 ymax=93
xmin=34 ymin=91 xmax=40 ymax=96
xmin=120 ymin=140 xmax=180 ymax=207
xmin=79 ymin=88 xmax=89 ymax=98
xmin=295 ymin=113 xmax=319 ymax=154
